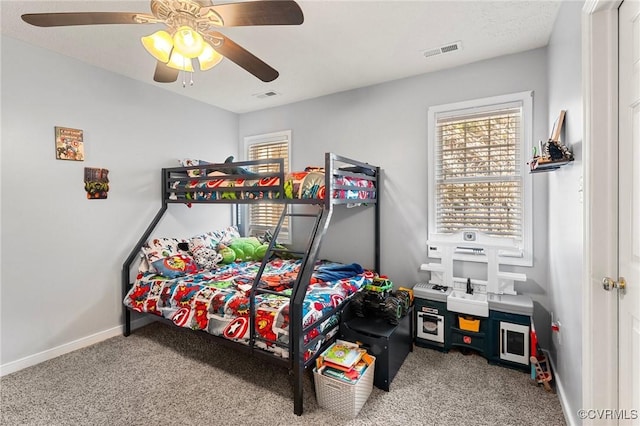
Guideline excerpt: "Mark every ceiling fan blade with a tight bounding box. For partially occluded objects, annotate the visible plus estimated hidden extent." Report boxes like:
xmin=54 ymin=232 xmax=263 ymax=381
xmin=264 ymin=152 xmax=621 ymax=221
xmin=205 ymin=31 xmax=279 ymax=82
xmin=153 ymin=62 xmax=179 ymax=83
xmin=208 ymin=1 xmax=303 ymax=26
xmin=21 ymin=12 xmax=147 ymax=27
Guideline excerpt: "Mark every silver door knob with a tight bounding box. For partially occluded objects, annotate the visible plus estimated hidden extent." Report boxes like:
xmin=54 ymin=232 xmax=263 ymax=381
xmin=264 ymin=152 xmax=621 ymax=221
xmin=602 ymin=276 xmax=626 ymax=293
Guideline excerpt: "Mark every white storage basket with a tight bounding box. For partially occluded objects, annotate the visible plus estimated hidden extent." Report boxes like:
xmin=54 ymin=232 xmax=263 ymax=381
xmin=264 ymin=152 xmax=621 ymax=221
xmin=313 ymin=356 xmax=375 ymax=418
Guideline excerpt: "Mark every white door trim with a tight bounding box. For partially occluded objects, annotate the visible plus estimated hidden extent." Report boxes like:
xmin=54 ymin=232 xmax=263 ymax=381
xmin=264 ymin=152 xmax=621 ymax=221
xmin=582 ymin=0 xmax=621 ymax=421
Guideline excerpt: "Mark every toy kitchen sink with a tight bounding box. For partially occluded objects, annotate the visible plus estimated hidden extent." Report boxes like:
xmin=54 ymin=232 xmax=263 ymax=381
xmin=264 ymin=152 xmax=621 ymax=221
xmin=447 ymin=287 xmax=489 ymax=318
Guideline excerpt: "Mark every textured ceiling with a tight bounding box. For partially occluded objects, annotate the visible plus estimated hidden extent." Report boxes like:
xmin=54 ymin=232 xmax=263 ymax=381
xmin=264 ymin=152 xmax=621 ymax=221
xmin=1 ymin=1 xmax=562 ymax=113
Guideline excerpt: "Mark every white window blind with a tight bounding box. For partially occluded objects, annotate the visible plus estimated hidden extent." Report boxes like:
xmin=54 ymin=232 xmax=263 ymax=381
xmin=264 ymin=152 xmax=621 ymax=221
xmin=435 ymin=105 xmax=522 ymax=239
xmin=428 ymin=91 xmax=533 ymax=266
xmin=246 ymin=132 xmax=291 ymax=242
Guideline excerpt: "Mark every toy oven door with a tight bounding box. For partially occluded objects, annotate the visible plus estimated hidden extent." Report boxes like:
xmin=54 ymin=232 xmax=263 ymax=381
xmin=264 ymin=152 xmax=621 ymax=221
xmin=499 ymin=321 xmax=529 ymax=365
xmin=417 ymin=308 xmax=444 ymax=343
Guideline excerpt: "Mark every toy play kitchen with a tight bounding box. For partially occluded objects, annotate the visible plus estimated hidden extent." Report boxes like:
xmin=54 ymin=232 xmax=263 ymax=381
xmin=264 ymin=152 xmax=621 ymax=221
xmin=413 ymin=282 xmax=450 ymax=351
xmin=417 ymin=231 xmax=534 ymax=371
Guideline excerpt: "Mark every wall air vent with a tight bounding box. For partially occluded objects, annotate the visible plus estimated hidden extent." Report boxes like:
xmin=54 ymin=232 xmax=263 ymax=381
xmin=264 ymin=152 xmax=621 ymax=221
xmin=253 ymin=91 xmax=280 ymax=99
xmin=422 ymin=41 xmax=463 ymax=59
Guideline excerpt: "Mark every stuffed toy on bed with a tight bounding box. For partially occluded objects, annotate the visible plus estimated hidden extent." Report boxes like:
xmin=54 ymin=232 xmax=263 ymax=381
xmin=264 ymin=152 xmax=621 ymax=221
xmin=186 ymin=240 xmax=223 ymax=271
xmin=218 ymin=237 xmax=269 ymax=263
xmin=222 ymin=156 xmax=259 ymax=177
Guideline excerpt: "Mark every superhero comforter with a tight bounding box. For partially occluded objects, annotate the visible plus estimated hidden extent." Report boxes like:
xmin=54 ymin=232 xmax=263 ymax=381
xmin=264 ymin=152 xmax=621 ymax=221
xmin=123 ymin=258 xmax=371 ymax=359
xmin=168 ymin=170 xmax=376 ymax=202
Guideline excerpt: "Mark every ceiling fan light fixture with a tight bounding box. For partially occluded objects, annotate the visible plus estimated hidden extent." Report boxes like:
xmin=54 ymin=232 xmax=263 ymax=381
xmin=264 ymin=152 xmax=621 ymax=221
xmin=141 ymin=30 xmax=173 ymax=63
xmin=198 ymin=43 xmax=223 ymax=71
xmin=166 ymin=50 xmax=194 ymax=72
xmin=173 ymin=26 xmax=205 ymax=58
xmin=21 ymin=0 xmax=305 ymax=83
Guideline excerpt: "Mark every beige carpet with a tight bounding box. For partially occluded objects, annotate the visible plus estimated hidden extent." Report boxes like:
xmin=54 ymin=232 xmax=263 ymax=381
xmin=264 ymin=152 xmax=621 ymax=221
xmin=1 ymin=322 xmax=566 ymax=426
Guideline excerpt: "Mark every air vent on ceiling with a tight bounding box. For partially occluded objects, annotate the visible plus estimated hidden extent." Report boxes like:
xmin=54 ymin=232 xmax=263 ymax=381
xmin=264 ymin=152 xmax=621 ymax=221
xmin=422 ymin=41 xmax=463 ymax=59
xmin=253 ymin=91 xmax=280 ymax=99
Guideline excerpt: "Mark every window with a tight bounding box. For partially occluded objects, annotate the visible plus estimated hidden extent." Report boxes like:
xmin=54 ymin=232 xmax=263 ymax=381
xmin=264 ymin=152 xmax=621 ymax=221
xmin=427 ymin=92 xmax=533 ymax=266
xmin=244 ymin=130 xmax=291 ymax=243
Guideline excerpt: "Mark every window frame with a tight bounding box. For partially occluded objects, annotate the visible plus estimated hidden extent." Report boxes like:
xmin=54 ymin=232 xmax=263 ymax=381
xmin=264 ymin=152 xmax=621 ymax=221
xmin=242 ymin=130 xmax=292 ymax=244
xmin=427 ymin=91 xmax=533 ymax=266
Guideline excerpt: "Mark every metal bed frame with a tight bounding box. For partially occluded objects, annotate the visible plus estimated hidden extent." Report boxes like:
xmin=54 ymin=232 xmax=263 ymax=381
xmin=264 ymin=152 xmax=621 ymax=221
xmin=121 ymin=152 xmax=380 ymax=415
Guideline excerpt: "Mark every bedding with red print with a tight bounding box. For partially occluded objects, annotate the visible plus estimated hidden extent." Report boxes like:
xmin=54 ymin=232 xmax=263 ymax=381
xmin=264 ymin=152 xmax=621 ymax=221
xmin=123 ymin=258 xmax=373 ymax=359
xmin=168 ymin=169 xmax=374 ymax=202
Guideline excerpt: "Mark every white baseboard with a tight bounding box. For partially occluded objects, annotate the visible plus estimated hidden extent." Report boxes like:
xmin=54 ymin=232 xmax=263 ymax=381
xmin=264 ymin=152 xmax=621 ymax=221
xmin=0 ymin=317 xmax=153 ymax=377
xmin=543 ymin=349 xmax=576 ymax=426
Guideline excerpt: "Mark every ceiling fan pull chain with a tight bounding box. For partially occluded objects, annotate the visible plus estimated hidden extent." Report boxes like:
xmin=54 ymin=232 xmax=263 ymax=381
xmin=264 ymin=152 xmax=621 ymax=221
xmin=182 ymin=70 xmax=186 ymax=88
xmin=189 ymin=72 xmax=194 ymax=87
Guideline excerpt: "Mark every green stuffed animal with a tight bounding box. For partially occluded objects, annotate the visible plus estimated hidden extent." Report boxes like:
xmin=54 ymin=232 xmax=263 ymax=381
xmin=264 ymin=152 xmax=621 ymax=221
xmin=218 ymin=237 xmax=269 ymax=264
xmin=218 ymin=244 xmax=237 ymax=264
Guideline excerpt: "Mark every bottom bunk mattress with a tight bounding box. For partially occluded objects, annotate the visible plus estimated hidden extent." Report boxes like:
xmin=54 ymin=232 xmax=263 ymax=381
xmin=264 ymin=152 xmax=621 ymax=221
xmin=123 ymin=258 xmax=372 ymax=360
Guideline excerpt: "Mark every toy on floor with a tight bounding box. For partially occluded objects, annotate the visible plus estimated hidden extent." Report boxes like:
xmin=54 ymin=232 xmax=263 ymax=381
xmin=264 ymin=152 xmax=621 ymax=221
xmin=530 ymin=353 xmax=553 ymax=393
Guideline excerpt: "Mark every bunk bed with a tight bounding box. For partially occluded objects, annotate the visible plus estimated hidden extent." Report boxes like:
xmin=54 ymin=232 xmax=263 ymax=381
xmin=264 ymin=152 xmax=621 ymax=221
xmin=121 ymin=153 xmax=380 ymax=416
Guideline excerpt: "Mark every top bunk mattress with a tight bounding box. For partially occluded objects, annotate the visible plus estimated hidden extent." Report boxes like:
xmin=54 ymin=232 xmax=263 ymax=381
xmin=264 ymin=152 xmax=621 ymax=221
xmin=168 ymin=169 xmax=375 ymax=202
xmin=165 ymin=154 xmax=378 ymax=204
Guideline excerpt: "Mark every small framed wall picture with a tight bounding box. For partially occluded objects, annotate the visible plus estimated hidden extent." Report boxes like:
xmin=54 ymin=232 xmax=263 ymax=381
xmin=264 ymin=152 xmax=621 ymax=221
xmin=55 ymin=126 xmax=84 ymax=161
xmin=84 ymin=167 xmax=109 ymax=199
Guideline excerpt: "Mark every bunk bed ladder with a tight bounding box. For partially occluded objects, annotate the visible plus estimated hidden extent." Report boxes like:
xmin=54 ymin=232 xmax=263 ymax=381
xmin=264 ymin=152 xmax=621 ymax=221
xmin=251 ymin=203 xmax=332 ymax=416
xmin=249 ymin=206 xmax=325 ymax=347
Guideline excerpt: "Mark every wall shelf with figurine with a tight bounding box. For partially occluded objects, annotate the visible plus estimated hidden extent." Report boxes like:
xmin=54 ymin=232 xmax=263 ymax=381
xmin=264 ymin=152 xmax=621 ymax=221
xmin=528 ymin=110 xmax=574 ymax=173
xmin=529 ymin=158 xmax=573 ymax=173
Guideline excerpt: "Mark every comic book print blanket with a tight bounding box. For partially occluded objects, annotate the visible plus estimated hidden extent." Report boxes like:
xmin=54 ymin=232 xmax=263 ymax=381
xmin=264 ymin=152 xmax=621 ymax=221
xmin=123 ymin=259 xmax=372 ymax=359
xmin=168 ymin=170 xmax=376 ymax=202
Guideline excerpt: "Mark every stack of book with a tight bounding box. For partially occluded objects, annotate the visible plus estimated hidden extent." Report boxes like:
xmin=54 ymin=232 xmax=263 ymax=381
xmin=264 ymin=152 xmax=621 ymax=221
xmin=316 ymin=340 xmax=372 ymax=384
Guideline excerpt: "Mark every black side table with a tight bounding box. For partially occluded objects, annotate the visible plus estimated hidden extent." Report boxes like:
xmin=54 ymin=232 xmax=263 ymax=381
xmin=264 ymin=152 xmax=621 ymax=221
xmin=339 ymin=303 xmax=414 ymax=391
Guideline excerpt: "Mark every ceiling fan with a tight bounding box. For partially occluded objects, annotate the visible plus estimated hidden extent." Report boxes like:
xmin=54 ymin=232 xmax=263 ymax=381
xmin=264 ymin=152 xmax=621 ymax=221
xmin=21 ymin=0 xmax=304 ymax=83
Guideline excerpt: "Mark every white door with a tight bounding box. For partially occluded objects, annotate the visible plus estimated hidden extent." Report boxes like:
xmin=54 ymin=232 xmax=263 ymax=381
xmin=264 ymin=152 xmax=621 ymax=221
xmin=618 ymin=0 xmax=640 ymax=422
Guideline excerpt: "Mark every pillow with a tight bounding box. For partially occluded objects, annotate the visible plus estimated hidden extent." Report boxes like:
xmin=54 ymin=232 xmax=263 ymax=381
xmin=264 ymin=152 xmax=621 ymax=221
xmin=212 ymin=225 xmax=241 ymax=244
xmin=141 ymin=237 xmax=188 ymax=272
xmin=304 ymin=166 xmax=324 ymax=173
xmin=141 ymin=237 xmax=186 ymax=263
xmin=190 ymin=225 xmax=241 ymax=251
xmin=179 ymin=158 xmax=211 ymax=178
xmin=137 ymin=253 xmax=151 ymax=274
xmin=151 ymin=254 xmax=198 ymax=279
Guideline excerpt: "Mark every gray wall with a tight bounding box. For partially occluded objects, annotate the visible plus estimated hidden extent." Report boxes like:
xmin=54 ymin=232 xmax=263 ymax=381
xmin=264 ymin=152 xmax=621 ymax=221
xmin=546 ymin=1 xmax=584 ymax=422
xmin=239 ymin=48 xmax=553 ymax=348
xmin=0 ymin=36 xmax=238 ymax=366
